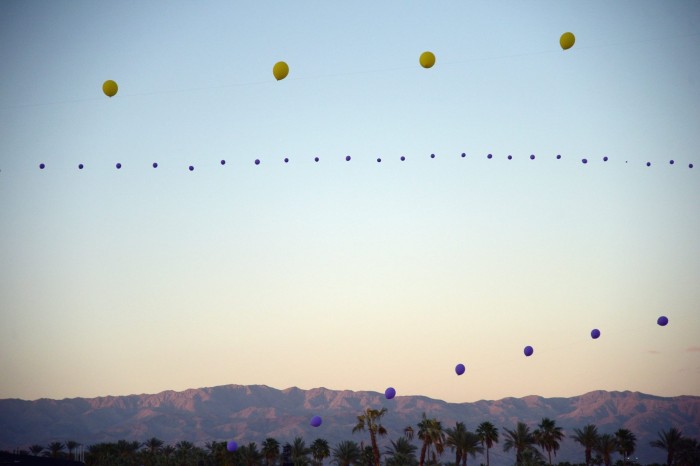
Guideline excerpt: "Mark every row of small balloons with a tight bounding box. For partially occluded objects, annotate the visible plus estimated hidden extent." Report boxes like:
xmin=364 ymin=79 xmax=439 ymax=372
xmin=225 ymin=314 xmax=670 ymax=452
xmin=101 ymin=33 xmax=577 ymax=98
xmin=34 ymin=155 xmax=695 ymax=170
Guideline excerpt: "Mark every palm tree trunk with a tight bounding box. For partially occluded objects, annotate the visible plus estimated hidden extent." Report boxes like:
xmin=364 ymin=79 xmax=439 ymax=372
xmin=548 ymin=449 xmax=552 ymax=465
xmin=419 ymin=443 xmax=427 ymax=466
xmin=370 ymin=430 xmax=380 ymax=466
xmin=485 ymin=446 xmax=490 ymax=466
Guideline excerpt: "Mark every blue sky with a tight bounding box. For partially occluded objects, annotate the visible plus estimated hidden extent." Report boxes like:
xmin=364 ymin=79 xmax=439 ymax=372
xmin=1 ymin=1 xmax=699 ymax=403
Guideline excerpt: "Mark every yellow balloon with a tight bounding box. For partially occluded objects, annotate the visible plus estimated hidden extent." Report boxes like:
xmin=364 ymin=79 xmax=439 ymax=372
xmin=419 ymin=51 xmax=436 ymax=69
xmin=273 ymin=61 xmax=289 ymax=81
xmin=102 ymin=80 xmax=118 ymax=97
xmin=560 ymin=32 xmax=575 ymax=50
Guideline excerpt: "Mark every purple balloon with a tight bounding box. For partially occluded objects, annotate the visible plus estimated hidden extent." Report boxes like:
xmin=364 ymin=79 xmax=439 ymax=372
xmin=430 ymin=153 xmax=436 ymax=159
xmin=669 ymin=160 xmax=674 ymax=165
xmin=310 ymin=415 xmax=322 ymax=427
xmin=255 ymin=159 xmax=260 ymax=165
xmin=657 ymin=316 xmax=668 ymax=326
xmin=152 ymin=162 xmax=158 ymax=168
xmin=690 ymin=164 xmax=694 ymax=169
xmin=188 ymin=165 xmax=194 ymax=171
xmin=314 ymin=157 xmax=319 ymax=162
xmin=524 ymin=346 xmax=534 ymax=357
xmin=530 ymin=154 xmax=535 ymax=160
xmin=646 ymin=162 xmax=651 ymax=167
xmin=78 ymin=163 xmax=84 ymax=169
xmin=346 ymin=155 xmax=351 ymax=161
xmin=455 ymin=363 xmax=466 ymax=376
xmin=39 ymin=163 xmax=45 ymax=169
xmin=116 ymin=163 xmax=122 ymax=169
xmin=284 ymin=157 xmax=289 ymax=163
xmin=226 ymin=441 xmax=237 ymax=452
xmin=400 ymin=156 xmax=406 ymax=161
xmin=582 ymin=158 xmax=588 ymax=164
xmin=487 ymin=153 xmax=493 ymax=159
xmin=591 ymin=329 xmax=601 ymax=339
xmin=603 ymin=156 xmax=608 ymax=162
xmin=461 ymin=153 xmax=466 ymax=158
xmin=556 ymin=154 xmax=562 ymax=159
xmin=220 ymin=159 xmax=226 ymax=165
xmin=377 ymin=158 xmax=382 ymax=163
xmin=507 ymin=155 xmax=513 ymax=160
xmin=385 ymin=387 xmax=396 ymax=400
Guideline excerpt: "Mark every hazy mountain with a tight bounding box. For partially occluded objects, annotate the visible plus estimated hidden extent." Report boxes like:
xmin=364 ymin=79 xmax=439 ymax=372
xmin=1 ymin=385 xmax=698 ymax=465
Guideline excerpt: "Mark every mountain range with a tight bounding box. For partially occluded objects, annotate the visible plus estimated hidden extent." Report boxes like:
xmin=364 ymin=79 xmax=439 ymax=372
xmin=1 ymin=385 xmax=699 ymax=465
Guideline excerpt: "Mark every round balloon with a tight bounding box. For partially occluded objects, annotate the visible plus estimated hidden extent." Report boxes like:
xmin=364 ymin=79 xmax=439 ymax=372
xmin=273 ymin=61 xmax=289 ymax=81
xmin=591 ymin=329 xmax=601 ymax=339
xmin=657 ymin=316 xmax=668 ymax=326
xmin=419 ymin=51 xmax=436 ymax=69
xmin=455 ymin=363 xmax=466 ymax=376
xmin=346 ymin=155 xmax=351 ymax=161
xmin=310 ymin=415 xmax=322 ymax=427
xmin=102 ymin=80 xmax=118 ymax=97
xmin=385 ymin=387 xmax=396 ymax=400
xmin=226 ymin=441 xmax=237 ymax=452
xmin=524 ymin=346 xmax=534 ymax=357
xmin=39 ymin=163 xmax=45 ymax=169
xmin=560 ymin=32 xmax=575 ymax=50
xmin=152 ymin=162 xmax=158 ymax=168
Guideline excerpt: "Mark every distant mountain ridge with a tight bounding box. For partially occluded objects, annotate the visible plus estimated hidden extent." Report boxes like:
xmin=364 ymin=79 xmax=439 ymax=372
xmin=1 ymin=385 xmax=698 ymax=465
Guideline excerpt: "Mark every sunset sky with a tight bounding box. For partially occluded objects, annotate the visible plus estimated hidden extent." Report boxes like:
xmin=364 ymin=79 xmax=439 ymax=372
xmin=1 ymin=1 xmax=699 ymax=404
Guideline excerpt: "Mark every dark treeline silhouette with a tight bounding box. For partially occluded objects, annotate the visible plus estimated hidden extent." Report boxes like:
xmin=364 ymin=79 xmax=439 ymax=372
xmin=5 ymin=411 xmax=699 ymax=466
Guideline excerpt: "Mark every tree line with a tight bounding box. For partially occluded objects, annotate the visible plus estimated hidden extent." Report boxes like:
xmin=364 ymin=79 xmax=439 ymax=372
xmin=6 ymin=408 xmax=699 ymax=466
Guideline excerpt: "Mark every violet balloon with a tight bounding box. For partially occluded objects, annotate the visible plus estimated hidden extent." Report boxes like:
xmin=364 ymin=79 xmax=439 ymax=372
xmin=39 ymin=163 xmax=45 ymax=169
xmin=152 ymin=162 xmax=158 ymax=168
xmin=227 ymin=441 xmax=237 ymax=452
xmin=524 ymin=346 xmax=534 ymax=357
xmin=310 ymin=415 xmax=322 ymax=427
xmin=455 ymin=363 xmax=466 ymax=376
xmin=591 ymin=329 xmax=601 ymax=339
xmin=385 ymin=387 xmax=396 ymax=400
xmin=657 ymin=316 xmax=668 ymax=326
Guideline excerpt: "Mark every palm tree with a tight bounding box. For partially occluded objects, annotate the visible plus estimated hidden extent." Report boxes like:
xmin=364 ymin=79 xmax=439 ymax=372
xmin=358 ymin=445 xmax=374 ymax=466
xmin=412 ymin=413 xmax=445 ymax=466
xmin=290 ymin=436 xmax=311 ymax=466
xmin=28 ymin=445 xmax=44 ymax=456
xmin=445 ymin=422 xmax=483 ymax=466
xmin=175 ymin=440 xmax=196 ymax=464
xmin=595 ymin=433 xmax=617 ymax=466
xmin=47 ymin=441 xmax=65 ymax=458
xmin=65 ymin=440 xmax=80 ymax=461
xmin=310 ymin=438 xmax=331 ymax=466
xmin=205 ymin=441 xmax=229 ymax=466
xmin=143 ymin=437 xmax=164 ymax=455
xmin=352 ymin=407 xmax=388 ymax=466
xmin=475 ymin=421 xmax=499 ymax=466
xmin=238 ymin=442 xmax=263 ymax=466
xmin=572 ymin=424 xmax=599 ymax=466
xmin=384 ymin=437 xmax=418 ymax=466
xmin=533 ymin=417 xmax=565 ymax=465
xmin=675 ymin=437 xmax=700 ymax=466
xmin=332 ymin=440 xmax=361 ymax=466
xmin=502 ymin=422 xmax=536 ymax=466
xmin=615 ymin=428 xmax=637 ymax=465
xmin=262 ymin=437 xmax=281 ymax=466
xmin=650 ymin=427 xmax=684 ymax=466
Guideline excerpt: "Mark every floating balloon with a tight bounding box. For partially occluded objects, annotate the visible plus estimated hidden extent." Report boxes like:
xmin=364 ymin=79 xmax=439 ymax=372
xmin=430 ymin=153 xmax=436 ymax=159
xmin=657 ymin=316 xmax=668 ymax=326
xmin=507 ymin=155 xmax=513 ymax=160
xmin=400 ymin=156 xmax=406 ymax=161
xmin=310 ymin=415 xmax=322 ymax=427
xmin=455 ymin=363 xmax=466 ymax=376
xmin=461 ymin=153 xmax=466 ymax=158
xmin=346 ymin=155 xmax=351 ymax=161
xmin=530 ymin=154 xmax=535 ymax=160
xmin=284 ymin=157 xmax=289 ymax=163
xmin=690 ymin=164 xmax=694 ymax=168
xmin=603 ymin=156 xmax=609 ymax=162
xmin=314 ymin=157 xmax=320 ymax=162
xmin=116 ymin=163 xmax=122 ymax=169
xmin=385 ymin=387 xmax=396 ymax=400
xmin=220 ymin=160 xmax=226 ymax=165
xmin=255 ymin=159 xmax=260 ymax=165
xmin=647 ymin=162 xmax=651 ymax=167
xmin=669 ymin=160 xmax=675 ymax=165
xmin=39 ymin=163 xmax=45 ymax=169
xmin=524 ymin=346 xmax=534 ymax=357
xmin=273 ymin=61 xmax=289 ymax=81
xmin=78 ymin=163 xmax=84 ymax=169
xmin=582 ymin=158 xmax=588 ymax=164
xmin=487 ymin=154 xmax=493 ymax=159
xmin=591 ymin=329 xmax=601 ymax=339
xmin=102 ymin=80 xmax=118 ymax=97
xmin=377 ymin=158 xmax=382 ymax=163
xmin=560 ymin=32 xmax=575 ymax=50
xmin=188 ymin=165 xmax=194 ymax=171
xmin=556 ymin=154 xmax=562 ymax=159
xmin=152 ymin=162 xmax=158 ymax=168
xmin=419 ymin=51 xmax=435 ymax=68
xmin=226 ymin=441 xmax=238 ymax=452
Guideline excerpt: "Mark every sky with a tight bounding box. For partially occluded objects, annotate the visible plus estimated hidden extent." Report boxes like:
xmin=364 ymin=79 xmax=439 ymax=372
xmin=1 ymin=1 xmax=699 ymax=404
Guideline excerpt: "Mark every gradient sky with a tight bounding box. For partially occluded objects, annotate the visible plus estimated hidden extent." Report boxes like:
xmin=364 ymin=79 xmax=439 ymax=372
xmin=1 ymin=1 xmax=699 ymax=404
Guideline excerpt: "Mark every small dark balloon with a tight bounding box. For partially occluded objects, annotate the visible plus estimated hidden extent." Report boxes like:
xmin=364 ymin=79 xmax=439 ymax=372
xmin=377 ymin=158 xmax=382 ymax=163
xmin=220 ymin=160 xmax=226 ymax=165
xmin=284 ymin=157 xmax=289 ymax=163
xmin=556 ymin=154 xmax=562 ymax=159
xmin=345 ymin=155 xmax=351 ymax=161
xmin=524 ymin=346 xmax=534 ymax=357
xmin=78 ymin=164 xmax=84 ymax=169
xmin=591 ymin=329 xmax=601 ymax=339
xmin=153 ymin=162 xmax=158 ymax=168
xmin=657 ymin=316 xmax=669 ymax=326
xmin=255 ymin=159 xmax=260 ymax=165
xmin=582 ymin=158 xmax=588 ymax=164
xmin=455 ymin=364 xmax=466 ymax=376
xmin=39 ymin=163 xmax=45 ymax=169
xmin=314 ymin=157 xmax=319 ymax=162
xmin=603 ymin=156 xmax=608 ymax=162
xmin=430 ymin=153 xmax=436 ymax=159
xmin=646 ymin=162 xmax=651 ymax=167
xmin=227 ymin=441 xmax=237 ymax=452
xmin=487 ymin=153 xmax=493 ymax=159
xmin=310 ymin=416 xmax=322 ymax=427
xmin=690 ymin=164 xmax=694 ymax=168
xmin=384 ymin=387 xmax=396 ymax=400
xmin=116 ymin=163 xmax=122 ymax=169
xmin=188 ymin=166 xmax=194 ymax=171
xmin=461 ymin=153 xmax=466 ymax=158
xmin=530 ymin=154 xmax=535 ymax=160
xmin=400 ymin=156 xmax=406 ymax=161
xmin=669 ymin=160 xmax=675 ymax=165
xmin=507 ymin=155 xmax=513 ymax=160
